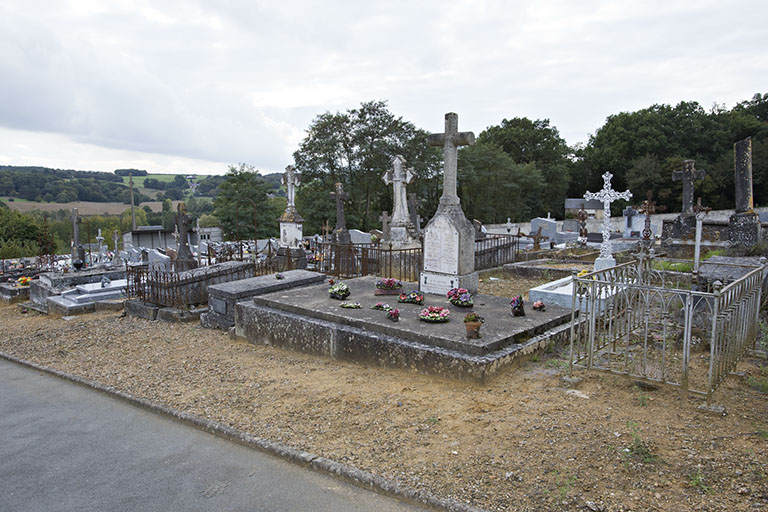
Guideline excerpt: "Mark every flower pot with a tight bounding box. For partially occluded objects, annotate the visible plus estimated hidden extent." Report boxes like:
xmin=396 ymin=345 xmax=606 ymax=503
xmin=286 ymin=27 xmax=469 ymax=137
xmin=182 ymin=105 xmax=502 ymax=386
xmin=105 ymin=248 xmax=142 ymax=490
xmin=511 ymin=306 xmax=526 ymax=317
xmin=375 ymin=288 xmax=402 ymax=296
xmin=465 ymin=321 xmax=482 ymax=339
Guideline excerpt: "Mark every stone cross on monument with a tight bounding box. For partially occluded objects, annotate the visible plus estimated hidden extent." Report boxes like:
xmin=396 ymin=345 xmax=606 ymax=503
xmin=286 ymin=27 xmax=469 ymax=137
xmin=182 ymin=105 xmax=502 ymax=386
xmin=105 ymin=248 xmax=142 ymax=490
xmin=282 ymin=165 xmax=301 ymax=208
xmin=428 ymin=113 xmax=475 ymax=206
xmin=383 ymin=155 xmax=416 ymax=243
xmin=329 ymin=183 xmax=350 ymax=244
xmin=672 ymin=160 xmax=706 ymax=215
xmin=112 ymin=230 xmax=121 ymax=264
xmin=407 ymin=192 xmax=423 ymax=235
xmin=420 ymin=113 xmax=478 ymax=295
xmin=729 ymin=137 xmax=760 ymax=246
xmin=584 ymin=172 xmax=632 ymax=270
xmin=175 ymin=203 xmax=198 ymax=271
xmin=379 ymin=211 xmax=390 ymax=240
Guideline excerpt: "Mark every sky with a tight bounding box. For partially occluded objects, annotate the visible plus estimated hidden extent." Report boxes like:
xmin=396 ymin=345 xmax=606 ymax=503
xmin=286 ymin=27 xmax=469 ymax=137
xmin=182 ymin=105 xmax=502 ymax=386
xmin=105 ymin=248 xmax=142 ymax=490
xmin=0 ymin=0 xmax=766 ymax=176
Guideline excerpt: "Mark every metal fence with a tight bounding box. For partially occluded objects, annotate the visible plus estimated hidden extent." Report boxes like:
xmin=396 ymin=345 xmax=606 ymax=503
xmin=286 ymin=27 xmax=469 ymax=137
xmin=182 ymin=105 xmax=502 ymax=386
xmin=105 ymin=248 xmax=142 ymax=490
xmin=569 ymin=255 xmax=766 ymax=404
xmin=126 ymin=258 xmax=284 ymax=308
xmin=475 ymin=234 xmax=521 ymax=270
xmin=313 ymin=242 xmax=423 ymax=282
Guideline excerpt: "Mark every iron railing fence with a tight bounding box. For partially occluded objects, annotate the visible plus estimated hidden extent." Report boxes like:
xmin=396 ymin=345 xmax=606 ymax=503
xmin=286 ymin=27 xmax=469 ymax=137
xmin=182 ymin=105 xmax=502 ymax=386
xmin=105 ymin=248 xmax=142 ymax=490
xmin=569 ymin=256 xmax=765 ymax=404
xmin=475 ymin=234 xmax=522 ymax=270
xmin=313 ymin=242 xmax=423 ymax=282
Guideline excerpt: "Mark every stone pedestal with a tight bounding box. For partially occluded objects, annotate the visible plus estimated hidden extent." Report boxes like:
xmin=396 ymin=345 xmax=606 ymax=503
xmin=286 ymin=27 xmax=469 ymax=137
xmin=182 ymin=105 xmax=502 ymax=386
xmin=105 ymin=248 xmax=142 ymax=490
xmin=593 ymin=257 xmax=617 ymax=272
xmin=728 ymin=212 xmax=761 ymax=247
xmin=671 ymin=214 xmax=696 ymax=239
xmin=419 ymin=204 xmax=478 ymax=295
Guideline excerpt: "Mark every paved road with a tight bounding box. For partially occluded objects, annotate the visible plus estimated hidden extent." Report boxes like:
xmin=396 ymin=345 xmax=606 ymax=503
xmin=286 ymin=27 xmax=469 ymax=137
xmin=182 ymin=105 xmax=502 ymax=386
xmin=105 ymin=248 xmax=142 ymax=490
xmin=0 ymin=359 xmax=426 ymax=512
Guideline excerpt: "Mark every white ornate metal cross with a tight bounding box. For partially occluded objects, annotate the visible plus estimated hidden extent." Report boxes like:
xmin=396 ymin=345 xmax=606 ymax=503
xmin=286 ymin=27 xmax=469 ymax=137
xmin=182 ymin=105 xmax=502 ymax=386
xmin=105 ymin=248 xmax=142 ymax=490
xmin=584 ymin=172 xmax=632 ymax=259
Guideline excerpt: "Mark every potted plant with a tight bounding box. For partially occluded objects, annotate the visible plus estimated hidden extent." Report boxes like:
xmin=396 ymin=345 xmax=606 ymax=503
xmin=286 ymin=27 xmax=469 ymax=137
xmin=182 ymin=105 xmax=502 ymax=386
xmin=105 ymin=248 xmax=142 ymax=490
xmin=510 ymin=295 xmax=525 ymax=317
xmin=375 ymin=278 xmax=404 ymax=295
xmin=463 ymin=312 xmax=484 ymax=338
xmin=387 ymin=308 xmax=400 ymax=322
xmin=398 ymin=291 xmax=424 ymax=305
xmin=446 ymin=287 xmax=473 ymax=307
xmin=16 ymin=276 xmax=31 ymax=287
xmin=329 ymin=281 xmax=351 ymax=300
xmin=419 ymin=306 xmax=450 ymax=323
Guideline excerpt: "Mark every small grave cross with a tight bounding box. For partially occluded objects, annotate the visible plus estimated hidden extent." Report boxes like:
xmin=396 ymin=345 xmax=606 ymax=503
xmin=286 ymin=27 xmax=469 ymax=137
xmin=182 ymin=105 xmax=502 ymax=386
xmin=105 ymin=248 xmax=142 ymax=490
xmin=576 ymin=204 xmax=589 ymax=246
xmin=407 ymin=192 xmax=423 ymax=233
xmin=321 ymin=220 xmax=331 ymax=240
xmin=282 ymin=165 xmax=301 ymax=208
xmin=584 ymin=172 xmax=632 ymax=260
xmin=636 ymin=190 xmax=666 ymax=241
xmin=95 ymin=228 xmax=105 ymax=249
xmin=428 ymin=113 xmax=475 ymax=206
xmin=525 ymin=226 xmax=549 ymax=251
xmin=329 ymin=182 xmax=349 ymax=231
xmin=71 ymin=208 xmax=81 ymax=246
xmin=672 ymin=160 xmax=706 ymax=215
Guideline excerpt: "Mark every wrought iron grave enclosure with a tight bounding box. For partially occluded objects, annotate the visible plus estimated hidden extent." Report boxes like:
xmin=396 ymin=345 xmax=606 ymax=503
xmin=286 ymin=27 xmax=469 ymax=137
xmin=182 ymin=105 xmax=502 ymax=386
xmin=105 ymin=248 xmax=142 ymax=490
xmin=569 ymin=256 xmax=765 ymax=404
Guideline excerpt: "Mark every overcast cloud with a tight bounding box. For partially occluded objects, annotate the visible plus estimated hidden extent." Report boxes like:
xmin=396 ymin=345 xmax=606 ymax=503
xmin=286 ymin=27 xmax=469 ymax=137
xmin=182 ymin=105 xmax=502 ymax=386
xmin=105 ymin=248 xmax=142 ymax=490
xmin=0 ymin=0 xmax=765 ymax=175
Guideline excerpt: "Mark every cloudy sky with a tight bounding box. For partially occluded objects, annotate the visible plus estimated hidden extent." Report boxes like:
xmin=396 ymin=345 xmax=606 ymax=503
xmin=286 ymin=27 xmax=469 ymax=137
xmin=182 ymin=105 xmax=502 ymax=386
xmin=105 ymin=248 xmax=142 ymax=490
xmin=0 ymin=0 xmax=765 ymax=176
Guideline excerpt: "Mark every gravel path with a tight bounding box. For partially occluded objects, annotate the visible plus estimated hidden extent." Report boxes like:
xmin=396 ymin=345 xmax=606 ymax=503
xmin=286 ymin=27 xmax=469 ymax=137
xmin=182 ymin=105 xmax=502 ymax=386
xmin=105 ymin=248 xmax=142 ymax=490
xmin=1 ymin=305 xmax=767 ymax=511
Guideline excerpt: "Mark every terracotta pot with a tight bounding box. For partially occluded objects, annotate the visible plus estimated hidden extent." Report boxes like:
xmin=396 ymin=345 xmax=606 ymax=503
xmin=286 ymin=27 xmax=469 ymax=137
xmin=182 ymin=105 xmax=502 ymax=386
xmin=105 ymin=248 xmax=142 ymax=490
xmin=465 ymin=321 xmax=482 ymax=339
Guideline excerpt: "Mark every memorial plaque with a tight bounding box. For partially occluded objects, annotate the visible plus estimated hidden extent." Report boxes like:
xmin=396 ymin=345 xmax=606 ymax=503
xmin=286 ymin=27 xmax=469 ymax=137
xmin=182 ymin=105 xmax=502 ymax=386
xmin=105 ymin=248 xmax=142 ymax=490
xmin=423 ymin=216 xmax=459 ymax=275
xmin=420 ymin=272 xmax=459 ymax=292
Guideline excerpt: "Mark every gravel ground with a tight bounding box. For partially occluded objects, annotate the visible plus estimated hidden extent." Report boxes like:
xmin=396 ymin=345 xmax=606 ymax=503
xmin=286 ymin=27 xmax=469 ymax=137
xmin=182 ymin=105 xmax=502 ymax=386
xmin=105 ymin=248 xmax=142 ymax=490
xmin=1 ymin=304 xmax=767 ymax=511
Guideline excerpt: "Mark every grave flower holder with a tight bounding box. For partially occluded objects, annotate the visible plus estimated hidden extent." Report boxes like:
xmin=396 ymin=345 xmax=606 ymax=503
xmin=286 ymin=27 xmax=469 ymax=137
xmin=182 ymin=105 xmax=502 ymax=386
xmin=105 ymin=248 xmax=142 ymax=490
xmin=510 ymin=295 xmax=525 ymax=317
xmin=463 ymin=312 xmax=484 ymax=338
xmin=447 ymin=287 xmax=474 ymax=308
xmin=419 ymin=306 xmax=450 ymax=323
xmin=328 ymin=282 xmax=351 ymax=300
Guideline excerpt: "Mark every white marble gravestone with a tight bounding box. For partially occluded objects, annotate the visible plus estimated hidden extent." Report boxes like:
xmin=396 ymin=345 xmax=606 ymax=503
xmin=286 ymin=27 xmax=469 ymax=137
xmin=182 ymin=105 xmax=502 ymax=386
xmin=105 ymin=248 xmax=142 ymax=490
xmin=278 ymin=165 xmax=304 ymax=249
xmin=419 ymin=113 xmax=478 ymax=295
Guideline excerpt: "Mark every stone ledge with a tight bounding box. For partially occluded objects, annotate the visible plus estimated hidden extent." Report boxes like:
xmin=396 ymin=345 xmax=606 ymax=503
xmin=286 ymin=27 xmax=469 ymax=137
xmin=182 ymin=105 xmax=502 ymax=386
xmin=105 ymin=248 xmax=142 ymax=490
xmin=124 ymin=299 xmax=159 ymax=320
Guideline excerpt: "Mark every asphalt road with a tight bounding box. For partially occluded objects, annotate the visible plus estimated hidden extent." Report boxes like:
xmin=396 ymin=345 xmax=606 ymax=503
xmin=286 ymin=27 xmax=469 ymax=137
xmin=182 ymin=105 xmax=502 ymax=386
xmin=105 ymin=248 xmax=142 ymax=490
xmin=0 ymin=359 xmax=426 ymax=512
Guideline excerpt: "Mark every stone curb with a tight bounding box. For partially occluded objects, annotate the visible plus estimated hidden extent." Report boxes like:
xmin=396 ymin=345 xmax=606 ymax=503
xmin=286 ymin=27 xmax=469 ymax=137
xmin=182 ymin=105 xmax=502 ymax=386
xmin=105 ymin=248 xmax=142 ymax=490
xmin=0 ymin=351 xmax=486 ymax=512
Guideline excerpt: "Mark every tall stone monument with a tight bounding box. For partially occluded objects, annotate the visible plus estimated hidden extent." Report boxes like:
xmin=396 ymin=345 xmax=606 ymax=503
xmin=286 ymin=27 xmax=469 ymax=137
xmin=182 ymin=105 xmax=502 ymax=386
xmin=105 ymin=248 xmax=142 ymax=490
xmin=382 ymin=155 xmax=418 ymax=246
xmin=330 ymin=183 xmax=351 ymax=244
xmin=175 ymin=203 xmax=198 ymax=272
xmin=419 ymin=113 xmax=478 ymax=295
xmin=71 ymin=208 xmax=85 ymax=266
xmin=277 ymin=165 xmax=307 ymax=268
xmin=671 ymin=160 xmax=706 ymax=238
xmin=729 ymin=137 xmax=760 ymax=246
xmin=584 ymin=172 xmax=632 ymax=271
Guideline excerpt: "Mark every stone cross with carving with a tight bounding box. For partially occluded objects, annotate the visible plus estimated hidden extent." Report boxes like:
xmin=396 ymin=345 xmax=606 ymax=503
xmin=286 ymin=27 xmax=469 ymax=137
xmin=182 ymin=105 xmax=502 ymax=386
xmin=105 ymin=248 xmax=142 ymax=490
xmin=584 ymin=172 xmax=632 ymax=260
xmin=672 ymin=160 xmax=706 ymax=215
xmin=329 ymin=183 xmax=349 ymax=231
xmin=383 ymin=155 xmax=414 ymax=225
xmin=636 ymin=190 xmax=666 ymax=241
xmin=428 ymin=113 xmax=475 ymax=206
xmin=407 ymin=192 xmax=422 ymax=233
xmin=282 ymin=165 xmax=301 ymax=208
xmin=95 ymin=228 xmax=105 ymax=249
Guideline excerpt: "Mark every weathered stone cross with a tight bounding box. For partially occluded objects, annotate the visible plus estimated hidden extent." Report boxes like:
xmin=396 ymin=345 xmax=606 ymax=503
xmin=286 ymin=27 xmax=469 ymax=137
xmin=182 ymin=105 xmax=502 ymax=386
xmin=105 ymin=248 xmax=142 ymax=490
xmin=379 ymin=211 xmax=390 ymax=237
xmin=672 ymin=160 xmax=706 ymax=215
xmin=407 ymin=192 xmax=422 ymax=233
xmin=636 ymin=190 xmax=666 ymax=241
xmin=383 ymin=155 xmax=414 ymax=225
xmin=584 ymin=172 xmax=632 ymax=260
xmin=282 ymin=165 xmax=301 ymax=208
xmin=329 ymin=183 xmax=348 ymax=231
xmin=428 ymin=112 xmax=475 ymax=206
xmin=525 ymin=226 xmax=549 ymax=251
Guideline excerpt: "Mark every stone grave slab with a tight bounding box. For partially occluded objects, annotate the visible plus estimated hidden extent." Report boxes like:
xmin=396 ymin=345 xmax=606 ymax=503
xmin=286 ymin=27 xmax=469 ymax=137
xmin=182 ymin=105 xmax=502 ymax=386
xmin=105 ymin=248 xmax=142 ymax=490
xmin=0 ymin=283 xmax=31 ymax=304
xmin=28 ymin=267 xmax=127 ymax=313
xmin=531 ymin=217 xmax=557 ymax=243
xmin=234 ymin=275 xmax=571 ymax=382
xmin=201 ymin=269 xmax=326 ymax=330
xmin=47 ymin=279 xmax=128 ymax=316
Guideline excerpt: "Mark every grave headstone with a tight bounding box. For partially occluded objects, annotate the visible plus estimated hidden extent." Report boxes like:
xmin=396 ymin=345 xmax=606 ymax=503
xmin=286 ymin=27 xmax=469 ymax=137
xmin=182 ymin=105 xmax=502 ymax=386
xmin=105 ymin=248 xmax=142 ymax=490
xmin=584 ymin=172 xmax=632 ymax=271
xmin=623 ymin=207 xmax=637 ymax=238
xmin=420 ymin=112 xmax=478 ymax=295
xmin=562 ymin=219 xmax=580 ymax=232
xmin=148 ymin=249 xmax=171 ymax=271
xmin=729 ymin=137 xmax=761 ymax=246
xmin=349 ymin=229 xmax=372 ymax=245
xmin=531 ymin=217 xmax=557 ymax=244
xmin=671 ymin=160 xmax=706 ymax=238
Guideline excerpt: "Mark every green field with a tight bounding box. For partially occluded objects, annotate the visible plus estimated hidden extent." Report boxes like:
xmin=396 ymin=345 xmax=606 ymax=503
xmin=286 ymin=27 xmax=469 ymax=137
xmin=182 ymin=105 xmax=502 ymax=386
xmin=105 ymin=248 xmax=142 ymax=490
xmin=0 ymin=196 xmax=32 ymax=204
xmin=120 ymin=174 xmax=204 ymax=187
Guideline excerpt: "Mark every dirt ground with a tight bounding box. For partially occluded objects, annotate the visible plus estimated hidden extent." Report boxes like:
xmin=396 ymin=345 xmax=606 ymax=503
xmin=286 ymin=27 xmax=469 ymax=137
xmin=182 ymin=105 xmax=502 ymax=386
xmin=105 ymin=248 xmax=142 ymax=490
xmin=1 ymin=303 xmax=767 ymax=511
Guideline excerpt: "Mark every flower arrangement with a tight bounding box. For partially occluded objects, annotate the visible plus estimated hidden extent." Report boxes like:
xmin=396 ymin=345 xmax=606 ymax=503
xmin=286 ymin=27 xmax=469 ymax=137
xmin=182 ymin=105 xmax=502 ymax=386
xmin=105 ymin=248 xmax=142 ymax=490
xmin=398 ymin=291 xmax=424 ymax=305
xmin=16 ymin=276 xmax=32 ymax=287
xmin=510 ymin=295 xmax=525 ymax=317
xmin=463 ymin=312 xmax=484 ymax=323
xmin=387 ymin=308 xmax=400 ymax=322
xmin=446 ymin=287 xmax=473 ymax=307
xmin=371 ymin=302 xmax=392 ymax=311
xmin=376 ymin=278 xmax=403 ymax=290
xmin=419 ymin=306 xmax=450 ymax=323
xmin=275 ymin=273 xmax=285 ymax=280
xmin=328 ymin=281 xmax=350 ymax=300
xmin=532 ymin=300 xmax=546 ymax=312
xmin=340 ymin=302 xmax=362 ymax=309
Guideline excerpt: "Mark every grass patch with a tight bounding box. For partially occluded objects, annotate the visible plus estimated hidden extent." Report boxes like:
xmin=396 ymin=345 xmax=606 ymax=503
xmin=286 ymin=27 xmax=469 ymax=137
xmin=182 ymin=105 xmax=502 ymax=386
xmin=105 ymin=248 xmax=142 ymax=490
xmin=652 ymin=260 xmax=693 ymax=273
xmin=689 ymin=469 xmax=713 ymax=494
xmin=634 ymin=386 xmax=649 ymax=407
xmin=544 ymin=471 xmax=576 ymax=502
xmin=622 ymin=421 xmax=657 ymax=465
xmin=747 ymin=375 xmax=768 ymax=394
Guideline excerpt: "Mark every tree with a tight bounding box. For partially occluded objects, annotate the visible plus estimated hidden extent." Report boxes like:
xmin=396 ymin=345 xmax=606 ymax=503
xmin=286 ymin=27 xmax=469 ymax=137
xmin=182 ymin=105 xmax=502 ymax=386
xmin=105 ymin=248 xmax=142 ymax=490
xmin=172 ymin=175 xmax=189 ymax=189
xmin=212 ymin=164 xmax=277 ymax=239
xmin=293 ymin=100 xmax=441 ymax=231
